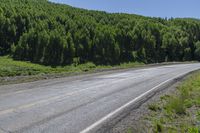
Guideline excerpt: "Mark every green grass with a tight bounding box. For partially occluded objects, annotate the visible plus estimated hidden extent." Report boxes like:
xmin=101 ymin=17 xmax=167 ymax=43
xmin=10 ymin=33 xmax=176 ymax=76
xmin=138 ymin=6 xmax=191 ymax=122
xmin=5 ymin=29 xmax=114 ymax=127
xmin=148 ymin=103 xmax=161 ymax=112
xmin=0 ymin=56 xmax=144 ymax=77
xmin=143 ymin=72 xmax=200 ymax=133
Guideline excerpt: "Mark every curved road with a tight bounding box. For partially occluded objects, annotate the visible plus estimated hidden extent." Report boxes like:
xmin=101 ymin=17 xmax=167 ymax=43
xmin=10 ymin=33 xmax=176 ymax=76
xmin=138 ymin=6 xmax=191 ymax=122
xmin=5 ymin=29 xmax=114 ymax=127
xmin=0 ymin=64 xmax=200 ymax=133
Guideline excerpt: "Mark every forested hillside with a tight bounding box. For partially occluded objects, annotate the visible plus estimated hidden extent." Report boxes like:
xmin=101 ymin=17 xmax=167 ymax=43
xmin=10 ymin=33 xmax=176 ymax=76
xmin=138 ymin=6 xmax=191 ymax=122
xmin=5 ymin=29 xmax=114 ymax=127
xmin=0 ymin=0 xmax=200 ymax=66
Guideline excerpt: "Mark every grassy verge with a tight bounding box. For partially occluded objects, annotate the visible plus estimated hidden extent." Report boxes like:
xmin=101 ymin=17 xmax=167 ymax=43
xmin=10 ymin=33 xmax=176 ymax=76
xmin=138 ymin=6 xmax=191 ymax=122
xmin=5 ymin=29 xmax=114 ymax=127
xmin=128 ymin=72 xmax=200 ymax=133
xmin=0 ymin=56 xmax=144 ymax=84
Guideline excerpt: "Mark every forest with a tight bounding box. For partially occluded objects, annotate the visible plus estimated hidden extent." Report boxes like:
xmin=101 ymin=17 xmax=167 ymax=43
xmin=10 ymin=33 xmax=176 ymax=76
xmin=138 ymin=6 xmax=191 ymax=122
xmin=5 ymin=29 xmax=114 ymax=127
xmin=0 ymin=0 xmax=200 ymax=66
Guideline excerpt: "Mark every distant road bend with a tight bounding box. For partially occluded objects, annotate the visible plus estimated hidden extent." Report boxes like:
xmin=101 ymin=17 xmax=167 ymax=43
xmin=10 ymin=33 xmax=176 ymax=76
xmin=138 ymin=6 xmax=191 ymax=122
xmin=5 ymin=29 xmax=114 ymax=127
xmin=0 ymin=64 xmax=200 ymax=133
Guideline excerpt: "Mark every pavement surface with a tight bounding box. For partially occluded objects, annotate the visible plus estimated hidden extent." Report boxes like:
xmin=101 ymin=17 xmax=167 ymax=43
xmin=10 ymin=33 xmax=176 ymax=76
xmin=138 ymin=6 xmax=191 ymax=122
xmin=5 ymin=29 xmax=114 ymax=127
xmin=0 ymin=63 xmax=200 ymax=133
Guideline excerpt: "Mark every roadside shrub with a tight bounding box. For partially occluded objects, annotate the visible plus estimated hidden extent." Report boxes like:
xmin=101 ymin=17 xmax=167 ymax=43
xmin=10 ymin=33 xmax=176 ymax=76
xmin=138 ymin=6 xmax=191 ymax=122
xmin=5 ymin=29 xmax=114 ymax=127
xmin=188 ymin=127 xmax=199 ymax=133
xmin=148 ymin=103 xmax=161 ymax=112
xmin=153 ymin=121 xmax=163 ymax=133
xmin=184 ymin=99 xmax=193 ymax=108
xmin=166 ymin=96 xmax=186 ymax=115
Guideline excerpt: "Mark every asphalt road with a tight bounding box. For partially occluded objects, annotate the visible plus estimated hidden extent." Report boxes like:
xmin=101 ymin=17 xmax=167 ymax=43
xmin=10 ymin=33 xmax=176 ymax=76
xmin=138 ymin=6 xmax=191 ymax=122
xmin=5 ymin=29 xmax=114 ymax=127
xmin=0 ymin=63 xmax=200 ymax=133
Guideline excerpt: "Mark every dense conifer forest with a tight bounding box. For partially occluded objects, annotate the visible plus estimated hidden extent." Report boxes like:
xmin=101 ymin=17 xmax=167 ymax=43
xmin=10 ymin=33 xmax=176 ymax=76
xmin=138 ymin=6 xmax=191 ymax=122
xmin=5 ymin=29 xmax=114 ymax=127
xmin=0 ymin=0 xmax=200 ymax=66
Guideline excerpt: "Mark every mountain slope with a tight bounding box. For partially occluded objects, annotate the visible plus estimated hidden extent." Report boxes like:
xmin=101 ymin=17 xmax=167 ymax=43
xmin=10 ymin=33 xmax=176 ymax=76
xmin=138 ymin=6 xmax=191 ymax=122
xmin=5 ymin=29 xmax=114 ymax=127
xmin=0 ymin=0 xmax=200 ymax=66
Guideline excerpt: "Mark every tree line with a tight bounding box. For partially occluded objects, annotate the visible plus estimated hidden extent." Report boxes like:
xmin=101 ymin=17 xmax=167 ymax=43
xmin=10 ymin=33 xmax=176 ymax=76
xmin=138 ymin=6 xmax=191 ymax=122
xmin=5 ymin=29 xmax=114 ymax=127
xmin=0 ymin=0 xmax=200 ymax=66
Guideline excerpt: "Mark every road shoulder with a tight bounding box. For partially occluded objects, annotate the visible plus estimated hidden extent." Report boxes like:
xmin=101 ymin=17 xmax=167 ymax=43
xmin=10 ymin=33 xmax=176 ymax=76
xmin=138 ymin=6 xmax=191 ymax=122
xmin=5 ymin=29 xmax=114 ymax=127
xmin=98 ymin=71 xmax=198 ymax=133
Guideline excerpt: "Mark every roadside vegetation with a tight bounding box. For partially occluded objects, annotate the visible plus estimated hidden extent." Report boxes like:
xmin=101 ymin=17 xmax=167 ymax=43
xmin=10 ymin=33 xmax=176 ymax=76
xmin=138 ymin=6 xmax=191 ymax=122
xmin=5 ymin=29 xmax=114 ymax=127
xmin=0 ymin=56 xmax=143 ymax=77
xmin=128 ymin=72 xmax=200 ymax=133
xmin=0 ymin=0 xmax=200 ymax=68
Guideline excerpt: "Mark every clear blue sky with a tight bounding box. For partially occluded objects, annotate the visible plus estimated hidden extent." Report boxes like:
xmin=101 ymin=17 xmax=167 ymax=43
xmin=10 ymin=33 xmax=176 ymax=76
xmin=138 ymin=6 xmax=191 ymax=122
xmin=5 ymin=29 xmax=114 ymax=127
xmin=49 ymin=0 xmax=200 ymax=19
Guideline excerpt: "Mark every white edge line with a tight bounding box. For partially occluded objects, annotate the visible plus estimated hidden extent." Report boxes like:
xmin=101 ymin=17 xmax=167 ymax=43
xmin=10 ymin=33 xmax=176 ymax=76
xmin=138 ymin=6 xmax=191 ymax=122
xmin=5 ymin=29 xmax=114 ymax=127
xmin=80 ymin=71 xmax=191 ymax=133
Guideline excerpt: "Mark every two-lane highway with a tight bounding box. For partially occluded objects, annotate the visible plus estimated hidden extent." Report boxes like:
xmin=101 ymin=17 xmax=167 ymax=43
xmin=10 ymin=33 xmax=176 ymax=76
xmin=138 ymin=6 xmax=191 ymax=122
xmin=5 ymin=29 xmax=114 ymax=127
xmin=0 ymin=64 xmax=200 ymax=133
